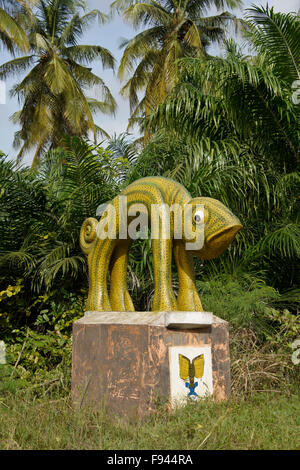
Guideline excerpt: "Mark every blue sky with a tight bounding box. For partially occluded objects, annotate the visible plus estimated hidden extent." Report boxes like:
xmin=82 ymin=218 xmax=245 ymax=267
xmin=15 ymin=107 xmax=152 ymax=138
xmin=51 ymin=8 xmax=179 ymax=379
xmin=0 ymin=0 xmax=299 ymax=165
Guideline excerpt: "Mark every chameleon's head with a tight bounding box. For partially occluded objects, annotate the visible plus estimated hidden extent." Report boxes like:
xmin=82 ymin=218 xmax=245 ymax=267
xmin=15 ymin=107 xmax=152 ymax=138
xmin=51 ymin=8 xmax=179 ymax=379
xmin=183 ymin=197 xmax=242 ymax=259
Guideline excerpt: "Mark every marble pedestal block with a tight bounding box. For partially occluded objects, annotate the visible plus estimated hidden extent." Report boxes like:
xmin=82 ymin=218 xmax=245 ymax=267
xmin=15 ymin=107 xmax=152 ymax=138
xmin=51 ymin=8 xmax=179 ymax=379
xmin=71 ymin=312 xmax=230 ymax=417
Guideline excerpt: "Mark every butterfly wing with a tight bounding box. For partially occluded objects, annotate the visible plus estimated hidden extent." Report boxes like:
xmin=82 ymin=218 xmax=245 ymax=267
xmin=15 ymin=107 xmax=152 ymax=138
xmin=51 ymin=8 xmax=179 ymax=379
xmin=193 ymin=354 xmax=204 ymax=378
xmin=179 ymin=354 xmax=190 ymax=381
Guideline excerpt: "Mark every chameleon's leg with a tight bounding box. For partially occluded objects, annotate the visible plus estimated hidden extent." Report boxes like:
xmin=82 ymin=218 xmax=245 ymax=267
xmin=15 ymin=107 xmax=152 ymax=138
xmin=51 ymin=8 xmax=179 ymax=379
xmin=110 ymin=240 xmax=135 ymax=311
xmin=152 ymin=239 xmax=177 ymax=311
xmin=86 ymin=238 xmax=116 ymax=312
xmin=173 ymin=240 xmax=203 ymax=311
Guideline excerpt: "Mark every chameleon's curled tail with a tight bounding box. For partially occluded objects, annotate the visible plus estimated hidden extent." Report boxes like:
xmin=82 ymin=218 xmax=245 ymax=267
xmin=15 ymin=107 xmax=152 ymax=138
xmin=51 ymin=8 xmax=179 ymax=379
xmin=80 ymin=217 xmax=98 ymax=255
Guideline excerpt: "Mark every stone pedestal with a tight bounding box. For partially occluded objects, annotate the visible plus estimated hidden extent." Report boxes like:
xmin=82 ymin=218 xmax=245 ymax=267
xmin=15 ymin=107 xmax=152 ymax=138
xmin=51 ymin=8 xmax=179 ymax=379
xmin=72 ymin=312 xmax=230 ymax=417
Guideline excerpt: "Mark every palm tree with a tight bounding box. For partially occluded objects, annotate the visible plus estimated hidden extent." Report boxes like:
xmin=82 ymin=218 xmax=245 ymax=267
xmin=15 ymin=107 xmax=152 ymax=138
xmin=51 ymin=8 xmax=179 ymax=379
xmin=0 ymin=0 xmax=117 ymax=166
xmin=0 ymin=1 xmax=34 ymax=53
xmin=111 ymin=0 xmax=243 ymax=125
xmin=146 ymin=6 xmax=300 ymax=171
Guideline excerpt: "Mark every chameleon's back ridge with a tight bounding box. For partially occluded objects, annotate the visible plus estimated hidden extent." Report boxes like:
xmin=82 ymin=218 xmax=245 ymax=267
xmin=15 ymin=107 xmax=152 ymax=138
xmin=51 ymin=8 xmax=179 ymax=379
xmin=80 ymin=177 xmax=242 ymax=312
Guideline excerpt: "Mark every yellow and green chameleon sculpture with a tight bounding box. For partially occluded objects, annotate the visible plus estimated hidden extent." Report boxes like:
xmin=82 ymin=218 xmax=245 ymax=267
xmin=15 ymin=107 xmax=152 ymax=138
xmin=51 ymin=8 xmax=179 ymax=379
xmin=80 ymin=176 xmax=242 ymax=312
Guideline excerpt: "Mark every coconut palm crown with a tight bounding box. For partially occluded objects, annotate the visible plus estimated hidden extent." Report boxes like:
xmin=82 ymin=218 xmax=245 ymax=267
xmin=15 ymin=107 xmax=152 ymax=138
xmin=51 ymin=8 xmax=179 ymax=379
xmin=0 ymin=0 xmax=117 ymax=166
xmin=111 ymin=0 xmax=243 ymax=125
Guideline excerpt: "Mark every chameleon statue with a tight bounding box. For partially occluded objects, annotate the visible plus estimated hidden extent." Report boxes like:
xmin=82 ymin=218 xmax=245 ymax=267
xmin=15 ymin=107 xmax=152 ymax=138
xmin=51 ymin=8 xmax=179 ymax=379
xmin=80 ymin=176 xmax=242 ymax=312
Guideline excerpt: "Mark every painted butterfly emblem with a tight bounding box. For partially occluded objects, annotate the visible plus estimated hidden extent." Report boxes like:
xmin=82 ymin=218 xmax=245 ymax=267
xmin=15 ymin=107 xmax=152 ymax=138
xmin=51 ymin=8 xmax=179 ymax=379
xmin=179 ymin=354 xmax=204 ymax=398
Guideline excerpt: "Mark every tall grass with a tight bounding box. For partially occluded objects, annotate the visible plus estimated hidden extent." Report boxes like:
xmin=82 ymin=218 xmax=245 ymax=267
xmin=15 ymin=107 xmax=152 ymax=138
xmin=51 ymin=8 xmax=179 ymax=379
xmin=0 ymin=389 xmax=299 ymax=450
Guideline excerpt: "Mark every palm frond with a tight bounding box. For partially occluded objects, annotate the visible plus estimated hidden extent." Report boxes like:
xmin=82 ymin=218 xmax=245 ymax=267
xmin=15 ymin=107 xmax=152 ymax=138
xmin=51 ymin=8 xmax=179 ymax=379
xmin=0 ymin=6 xmax=29 ymax=52
xmin=65 ymin=45 xmax=116 ymax=69
xmin=246 ymin=5 xmax=300 ymax=83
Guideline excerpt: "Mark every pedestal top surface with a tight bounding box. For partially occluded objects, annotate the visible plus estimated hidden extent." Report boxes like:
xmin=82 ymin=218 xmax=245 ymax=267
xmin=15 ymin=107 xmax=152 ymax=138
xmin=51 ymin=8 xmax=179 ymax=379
xmin=75 ymin=311 xmax=227 ymax=328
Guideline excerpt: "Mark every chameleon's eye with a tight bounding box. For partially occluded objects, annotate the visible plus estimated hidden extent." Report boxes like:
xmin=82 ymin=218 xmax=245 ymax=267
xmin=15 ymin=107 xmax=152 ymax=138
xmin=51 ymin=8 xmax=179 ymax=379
xmin=194 ymin=210 xmax=204 ymax=224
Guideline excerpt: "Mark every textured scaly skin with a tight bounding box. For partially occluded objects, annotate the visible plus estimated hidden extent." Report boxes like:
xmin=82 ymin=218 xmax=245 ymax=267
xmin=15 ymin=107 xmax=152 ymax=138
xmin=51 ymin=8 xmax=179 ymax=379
xmin=80 ymin=177 xmax=242 ymax=312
